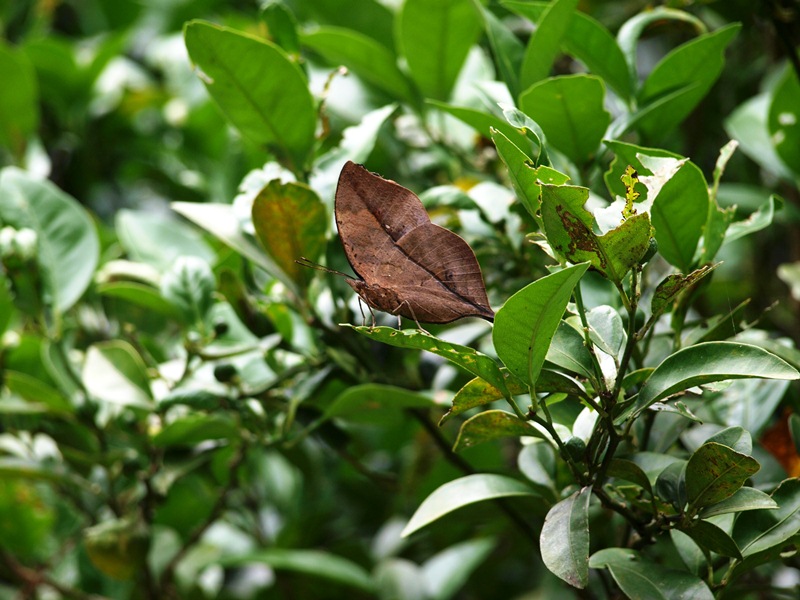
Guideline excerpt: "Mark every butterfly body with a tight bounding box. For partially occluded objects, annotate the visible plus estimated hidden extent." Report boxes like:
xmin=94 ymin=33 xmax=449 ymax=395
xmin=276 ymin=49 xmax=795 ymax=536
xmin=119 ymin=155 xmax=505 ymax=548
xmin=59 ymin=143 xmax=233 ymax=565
xmin=335 ymin=162 xmax=494 ymax=324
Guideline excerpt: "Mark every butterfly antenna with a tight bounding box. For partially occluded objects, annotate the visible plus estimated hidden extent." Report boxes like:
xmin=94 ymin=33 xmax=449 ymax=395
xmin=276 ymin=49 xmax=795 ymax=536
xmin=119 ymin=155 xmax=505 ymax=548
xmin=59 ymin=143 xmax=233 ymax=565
xmin=295 ymin=257 xmax=352 ymax=279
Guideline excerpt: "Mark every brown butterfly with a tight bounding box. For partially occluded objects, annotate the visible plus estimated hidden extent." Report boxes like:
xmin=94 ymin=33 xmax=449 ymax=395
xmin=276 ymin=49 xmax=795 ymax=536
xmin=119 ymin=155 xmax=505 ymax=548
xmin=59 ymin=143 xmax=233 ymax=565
xmin=332 ymin=161 xmax=493 ymax=325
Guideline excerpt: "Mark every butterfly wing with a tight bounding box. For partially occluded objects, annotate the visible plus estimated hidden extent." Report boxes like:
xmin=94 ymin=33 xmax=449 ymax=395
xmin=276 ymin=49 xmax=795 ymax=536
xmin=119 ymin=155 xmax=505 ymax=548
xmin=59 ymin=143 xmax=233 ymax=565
xmin=394 ymin=223 xmax=493 ymax=321
xmin=335 ymin=161 xmax=429 ymax=282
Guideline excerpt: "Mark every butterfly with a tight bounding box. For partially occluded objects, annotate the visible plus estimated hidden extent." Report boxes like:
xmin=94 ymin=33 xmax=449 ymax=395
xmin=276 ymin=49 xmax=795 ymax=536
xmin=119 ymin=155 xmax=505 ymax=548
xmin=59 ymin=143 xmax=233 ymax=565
xmin=332 ymin=161 xmax=493 ymax=325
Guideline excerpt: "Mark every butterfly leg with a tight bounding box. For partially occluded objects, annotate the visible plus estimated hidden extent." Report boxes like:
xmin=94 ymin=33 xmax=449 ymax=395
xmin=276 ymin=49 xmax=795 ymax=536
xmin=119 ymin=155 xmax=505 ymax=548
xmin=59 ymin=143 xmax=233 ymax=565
xmin=393 ymin=301 xmax=429 ymax=334
xmin=357 ymin=297 xmax=378 ymax=328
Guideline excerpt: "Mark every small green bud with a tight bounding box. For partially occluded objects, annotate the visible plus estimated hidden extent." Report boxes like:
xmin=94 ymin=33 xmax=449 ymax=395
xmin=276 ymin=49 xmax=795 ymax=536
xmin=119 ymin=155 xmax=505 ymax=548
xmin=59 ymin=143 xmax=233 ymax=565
xmin=213 ymin=363 xmax=238 ymax=383
xmin=565 ymin=437 xmax=586 ymax=463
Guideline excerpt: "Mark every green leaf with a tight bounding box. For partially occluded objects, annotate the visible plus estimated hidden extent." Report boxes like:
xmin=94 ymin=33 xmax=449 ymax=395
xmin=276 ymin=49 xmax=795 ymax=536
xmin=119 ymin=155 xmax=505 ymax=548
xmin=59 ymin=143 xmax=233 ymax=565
xmin=346 ymin=326 xmax=510 ymax=398
xmin=115 ymin=209 xmax=215 ymax=271
xmin=158 ymin=388 xmax=221 ymax=411
xmin=706 ymin=426 xmax=752 ymax=455
xmin=517 ymin=0 xmax=578 ymax=92
xmin=322 ymin=384 xmax=437 ymax=424
xmin=634 ymin=342 xmax=799 ymax=415
xmin=650 ymin=265 xmax=717 ymax=318
xmin=441 ymin=368 xmax=584 ymax=424
xmin=616 ymin=8 xmax=706 ymax=74
xmin=480 ymin=6 xmax=524 ymax=99
xmin=680 ymin=519 xmax=741 ymax=559
xmin=401 ymin=474 xmax=537 ymax=537
xmin=518 ymin=442 xmax=558 ymax=500
xmin=493 ymin=263 xmax=589 ymax=386
xmin=152 ymin=414 xmax=237 ymax=447
xmin=520 ymin=75 xmax=610 ymax=165
xmin=184 ymin=20 xmax=316 ymax=170
xmin=374 ymin=559 xmax=424 ymax=599
xmin=299 ymin=0 xmax=394 ymax=47
xmin=621 ymin=368 xmax=653 ymax=391
xmin=421 ymin=538 xmax=495 ymax=600
xmin=734 ymin=478 xmax=800 ymax=557
xmin=637 ymin=24 xmax=740 ymax=142
xmin=670 ymin=530 xmax=706 ymax=575
xmin=590 ymin=548 xmax=714 ymax=600
xmin=607 ymin=459 xmax=653 ymax=495
xmin=172 ymin=202 xmax=295 ymax=292
xmin=651 ymin=400 xmax=701 ymax=423
xmin=0 ymin=275 xmax=14 ymax=336
xmin=586 ymin=306 xmax=625 ymax=360
xmin=314 ymin=104 xmax=397 ymax=190
xmin=0 ymin=480 xmax=54 ymax=563
xmin=725 ymin=94 xmax=796 ymax=180
xmin=0 ymin=458 xmax=72 ymax=484
xmin=83 ymin=517 xmax=149 ymax=581
xmin=301 ymin=26 xmax=415 ymax=102
xmin=260 ymin=1 xmax=300 ymax=54
xmin=159 ymin=256 xmax=216 ymax=325
xmin=397 ymin=0 xmax=482 ymax=101
xmin=539 ymin=184 xmax=651 ymax=282
xmin=81 ymin=341 xmax=153 ymax=408
xmin=699 ymin=486 xmax=778 ymax=519
xmin=546 ymin=321 xmax=595 ymax=380
xmin=3 ymin=370 xmax=72 ymax=414
xmin=629 ymin=452 xmax=683 ymax=485
xmin=430 ymin=101 xmax=526 ymax=147
xmin=453 ymin=409 xmax=544 ymax=451
xmin=441 ymin=369 xmax=527 ymax=424
xmin=96 ymin=281 xmax=182 ymax=319
xmin=725 ymin=195 xmax=780 ymax=245
xmin=503 ymin=1 xmax=631 ymax=100
xmin=540 ymin=487 xmax=591 ymax=588
xmin=501 ymin=105 xmax=549 ymax=160
xmin=603 ymin=140 xmax=680 ymax=200
xmin=0 ymin=168 xmax=99 ymax=314
xmin=221 ymin=549 xmax=375 ymax=593
xmin=770 ymin=68 xmax=800 ymax=175
xmin=251 ymin=179 xmax=327 ymax=287
xmin=645 ymin=158 xmax=709 ymax=272
xmin=0 ymin=42 xmax=38 ymax=150
xmin=685 ymin=443 xmax=759 ymax=510
xmin=711 ymin=140 xmax=739 ymax=201
xmin=655 ymin=460 xmax=687 ymax=510
xmin=698 ymin=201 xmax=736 ymax=264
xmin=491 ymin=128 xmax=568 ymax=220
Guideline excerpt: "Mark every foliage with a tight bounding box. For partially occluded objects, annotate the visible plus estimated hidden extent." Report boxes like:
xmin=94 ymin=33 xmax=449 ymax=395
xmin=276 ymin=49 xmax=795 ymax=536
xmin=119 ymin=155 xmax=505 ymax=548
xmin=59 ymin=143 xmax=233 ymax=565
xmin=1 ymin=1 xmax=800 ymax=599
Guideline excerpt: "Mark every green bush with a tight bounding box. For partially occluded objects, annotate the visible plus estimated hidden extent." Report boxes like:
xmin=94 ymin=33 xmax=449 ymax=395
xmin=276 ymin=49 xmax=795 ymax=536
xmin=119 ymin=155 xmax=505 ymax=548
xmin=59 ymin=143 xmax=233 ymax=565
xmin=1 ymin=1 xmax=800 ymax=598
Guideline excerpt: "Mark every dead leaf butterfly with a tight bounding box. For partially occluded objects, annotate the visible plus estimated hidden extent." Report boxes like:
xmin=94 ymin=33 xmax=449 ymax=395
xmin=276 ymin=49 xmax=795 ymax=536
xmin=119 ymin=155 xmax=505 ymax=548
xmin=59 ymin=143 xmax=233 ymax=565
xmin=331 ymin=161 xmax=493 ymax=325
